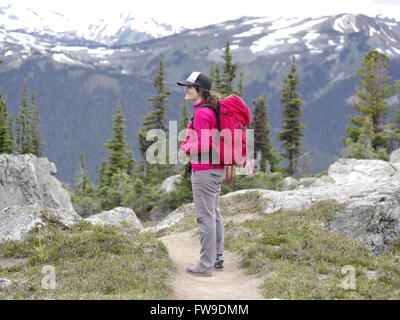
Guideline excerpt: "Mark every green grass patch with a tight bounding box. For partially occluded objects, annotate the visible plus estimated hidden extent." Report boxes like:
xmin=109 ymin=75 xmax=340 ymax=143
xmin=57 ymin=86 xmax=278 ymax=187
xmin=225 ymin=200 xmax=400 ymax=300
xmin=0 ymin=221 xmax=174 ymax=300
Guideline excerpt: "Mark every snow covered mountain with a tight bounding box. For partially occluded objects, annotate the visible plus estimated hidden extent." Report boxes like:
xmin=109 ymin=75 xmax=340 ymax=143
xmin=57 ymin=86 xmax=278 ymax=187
xmin=0 ymin=3 xmax=185 ymax=46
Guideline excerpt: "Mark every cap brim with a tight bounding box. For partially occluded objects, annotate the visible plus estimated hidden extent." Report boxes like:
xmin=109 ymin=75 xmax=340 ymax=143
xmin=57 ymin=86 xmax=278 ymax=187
xmin=177 ymin=80 xmax=195 ymax=86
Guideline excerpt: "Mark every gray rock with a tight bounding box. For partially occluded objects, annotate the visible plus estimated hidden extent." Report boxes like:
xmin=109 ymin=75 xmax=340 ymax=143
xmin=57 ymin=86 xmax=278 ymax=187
xmin=0 ymin=204 xmax=82 ymax=242
xmin=0 ymin=154 xmax=74 ymax=211
xmin=390 ymin=148 xmax=400 ymax=163
xmin=328 ymin=189 xmax=400 ymax=254
xmin=84 ymin=207 xmax=143 ymax=230
xmin=149 ymin=204 xmax=174 ymax=221
xmin=160 ymin=174 xmax=181 ymax=193
xmin=282 ymin=177 xmax=299 ymax=191
xmin=143 ymin=203 xmax=194 ymax=233
xmin=259 ymin=181 xmax=400 ymax=253
xmin=0 ymin=278 xmax=12 ymax=288
xmin=310 ymin=175 xmax=336 ymax=187
xmin=298 ymin=177 xmax=317 ymax=187
xmin=327 ymin=158 xmax=397 ymax=185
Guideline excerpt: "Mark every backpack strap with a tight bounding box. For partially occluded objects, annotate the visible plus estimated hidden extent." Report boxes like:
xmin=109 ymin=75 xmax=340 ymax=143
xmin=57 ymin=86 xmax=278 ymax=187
xmin=190 ymin=103 xmax=219 ymax=168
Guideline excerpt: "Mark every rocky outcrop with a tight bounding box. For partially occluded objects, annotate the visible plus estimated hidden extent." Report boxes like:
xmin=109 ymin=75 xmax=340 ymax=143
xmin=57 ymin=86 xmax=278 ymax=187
xmin=83 ymin=207 xmax=143 ymax=230
xmin=0 ymin=154 xmax=74 ymax=211
xmin=0 ymin=204 xmax=82 ymax=242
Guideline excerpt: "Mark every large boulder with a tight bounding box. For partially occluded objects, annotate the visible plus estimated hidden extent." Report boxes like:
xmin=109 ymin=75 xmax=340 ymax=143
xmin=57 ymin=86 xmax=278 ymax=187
xmin=328 ymin=189 xmax=400 ymax=254
xmin=327 ymin=158 xmax=399 ymax=186
xmin=0 ymin=205 xmax=82 ymax=242
xmin=83 ymin=207 xmax=143 ymax=230
xmin=259 ymin=181 xmax=400 ymax=254
xmin=0 ymin=154 xmax=74 ymax=211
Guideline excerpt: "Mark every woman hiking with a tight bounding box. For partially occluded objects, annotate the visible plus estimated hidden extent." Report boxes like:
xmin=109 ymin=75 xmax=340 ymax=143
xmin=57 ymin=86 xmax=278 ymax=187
xmin=178 ymin=71 xmax=225 ymax=277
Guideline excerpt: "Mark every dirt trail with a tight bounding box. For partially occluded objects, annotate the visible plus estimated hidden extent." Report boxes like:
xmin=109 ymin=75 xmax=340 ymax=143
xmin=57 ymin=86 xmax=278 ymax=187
xmin=160 ymin=214 xmax=265 ymax=300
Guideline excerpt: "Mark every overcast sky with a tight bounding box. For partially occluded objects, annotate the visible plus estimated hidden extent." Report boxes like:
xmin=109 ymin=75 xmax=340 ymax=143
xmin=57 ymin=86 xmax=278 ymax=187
xmin=6 ymin=0 xmax=400 ymax=28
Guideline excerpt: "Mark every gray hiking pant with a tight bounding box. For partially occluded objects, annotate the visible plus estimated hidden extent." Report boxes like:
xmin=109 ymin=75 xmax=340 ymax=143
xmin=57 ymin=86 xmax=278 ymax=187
xmin=191 ymin=168 xmax=225 ymax=272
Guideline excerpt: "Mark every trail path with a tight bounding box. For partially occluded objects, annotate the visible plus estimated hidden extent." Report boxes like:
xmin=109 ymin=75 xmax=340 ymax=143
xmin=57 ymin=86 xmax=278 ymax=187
xmin=160 ymin=214 xmax=265 ymax=300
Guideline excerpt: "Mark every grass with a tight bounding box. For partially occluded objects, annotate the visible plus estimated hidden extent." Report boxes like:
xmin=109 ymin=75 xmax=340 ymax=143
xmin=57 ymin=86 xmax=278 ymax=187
xmin=1 ymin=190 xmax=399 ymax=300
xmin=224 ymin=199 xmax=400 ymax=300
xmin=0 ymin=221 xmax=174 ymax=300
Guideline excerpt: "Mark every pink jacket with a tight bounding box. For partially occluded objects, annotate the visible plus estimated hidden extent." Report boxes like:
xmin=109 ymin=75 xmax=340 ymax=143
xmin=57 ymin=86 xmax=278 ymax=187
xmin=180 ymin=100 xmax=224 ymax=171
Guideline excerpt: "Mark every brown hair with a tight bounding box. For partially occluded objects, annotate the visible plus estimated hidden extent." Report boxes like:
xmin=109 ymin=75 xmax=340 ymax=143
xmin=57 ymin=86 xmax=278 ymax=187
xmin=196 ymin=87 xmax=221 ymax=109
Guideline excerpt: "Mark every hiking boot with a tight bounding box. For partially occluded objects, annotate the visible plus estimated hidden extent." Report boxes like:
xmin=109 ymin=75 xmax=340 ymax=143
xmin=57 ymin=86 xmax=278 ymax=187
xmin=214 ymin=260 xmax=224 ymax=271
xmin=186 ymin=265 xmax=212 ymax=277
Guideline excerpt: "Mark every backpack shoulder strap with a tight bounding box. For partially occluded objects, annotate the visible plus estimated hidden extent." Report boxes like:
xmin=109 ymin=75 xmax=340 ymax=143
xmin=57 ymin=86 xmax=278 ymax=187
xmin=190 ymin=104 xmax=213 ymax=130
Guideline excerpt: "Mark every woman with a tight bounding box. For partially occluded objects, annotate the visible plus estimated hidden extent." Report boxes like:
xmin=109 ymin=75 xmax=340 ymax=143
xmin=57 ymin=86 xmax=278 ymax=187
xmin=178 ymin=71 xmax=225 ymax=277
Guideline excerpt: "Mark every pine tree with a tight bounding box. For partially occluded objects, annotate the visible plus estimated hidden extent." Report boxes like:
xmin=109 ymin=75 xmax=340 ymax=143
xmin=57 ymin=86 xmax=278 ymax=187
xmin=104 ymin=103 xmax=134 ymax=181
xmin=251 ymin=94 xmax=280 ymax=172
xmin=219 ymin=40 xmax=238 ymax=96
xmin=277 ymin=56 xmax=306 ymax=177
xmin=76 ymin=152 xmax=93 ymax=196
xmin=342 ymin=49 xmax=397 ymax=159
xmin=0 ymin=92 xmax=13 ymax=154
xmin=214 ymin=65 xmax=222 ymax=93
xmin=138 ymin=57 xmax=170 ymax=176
xmin=16 ymin=84 xmax=35 ymax=154
xmin=209 ymin=63 xmax=215 ymax=84
xmin=29 ymin=92 xmax=46 ymax=157
xmin=178 ymin=99 xmax=189 ymax=132
xmin=236 ymin=71 xmax=245 ymax=96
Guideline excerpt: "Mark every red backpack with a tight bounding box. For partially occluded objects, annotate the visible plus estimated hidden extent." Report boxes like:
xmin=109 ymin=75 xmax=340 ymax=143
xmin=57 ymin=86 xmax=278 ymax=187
xmin=193 ymin=94 xmax=253 ymax=183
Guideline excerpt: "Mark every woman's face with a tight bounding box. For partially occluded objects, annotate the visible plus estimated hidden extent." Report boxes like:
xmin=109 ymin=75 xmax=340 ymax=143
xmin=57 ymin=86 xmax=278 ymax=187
xmin=184 ymin=86 xmax=202 ymax=103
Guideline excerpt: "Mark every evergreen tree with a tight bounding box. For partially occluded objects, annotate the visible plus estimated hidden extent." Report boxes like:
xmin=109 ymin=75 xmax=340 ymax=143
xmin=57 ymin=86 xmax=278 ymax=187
xmin=16 ymin=84 xmax=35 ymax=154
xmin=209 ymin=63 xmax=215 ymax=84
xmin=250 ymin=94 xmax=280 ymax=172
xmin=98 ymin=160 xmax=110 ymax=187
xmin=342 ymin=49 xmax=397 ymax=159
xmin=219 ymin=40 xmax=238 ymax=96
xmin=138 ymin=57 xmax=171 ymax=177
xmin=277 ymin=56 xmax=306 ymax=177
xmin=236 ymin=71 xmax=245 ymax=96
xmin=76 ymin=152 xmax=93 ymax=196
xmin=214 ymin=65 xmax=222 ymax=93
xmin=29 ymin=92 xmax=46 ymax=157
xmin=178 ymin=99 xmax=189 ymax=132
xmin=104 ymin=103 xmax=134 ymax=181
xmin=0 ymin=92 xmax=13 ymax=154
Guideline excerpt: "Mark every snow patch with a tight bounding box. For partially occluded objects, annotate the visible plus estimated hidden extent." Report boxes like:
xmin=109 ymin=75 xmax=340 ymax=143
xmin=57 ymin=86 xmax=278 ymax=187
xmin=369 ymin=26 xmax=379 ymax=37
xmin=242 ymin=17 xmax=275 ymax=25
xmin=52 ymin=53 xmax=82 ymax=65
xmin=287 ymin=38 xmax=299 ymax=44
xmin=328 ymin=39 xmax=336 ymax=46
xmin=391 ymin=47 xmax=400 ymax=55
xmin=333 ymin=14 xmax=359 ymax=33
xmin=230 ymin=44 xmax=239 ymax=50
xmin=5 ymin=50 xmax=13 ymax=56
xmin=225 ymin=25 xmax=235 ymax=30
xmin=233 ymin=27 xmax=264 ymax=38
xmin=250 ymin=17 xmax=327 ymax=53
xmin=303 ymin=32 xmax=320 ymax=41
